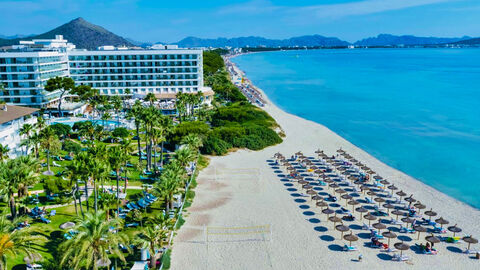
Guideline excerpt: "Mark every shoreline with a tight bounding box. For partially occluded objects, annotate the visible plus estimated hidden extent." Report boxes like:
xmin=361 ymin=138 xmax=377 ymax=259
xmin=170 ymin=55 xmax=480 ymax=269
xmin=226 ymin=55 xmax=478 ymax=212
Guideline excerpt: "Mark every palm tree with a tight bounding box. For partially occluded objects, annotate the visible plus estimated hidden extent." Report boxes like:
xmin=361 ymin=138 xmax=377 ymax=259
xmin=135 ymin=225 xmax=169 ymax=268
xmin=127 ymin=100 xmax=144 ymax=164
xmin=15 ymin=155 xmax=40 ymax=198
xmin=180 ymin=134 xmax=203 ymax=152
xmin=39 ymin=127 xmax=61 ymax=174
xmin=144 ymin=93 xmax=157 ymax=107
xmin=35 ymin=116 xmax=46 ymax=131
xmin=111 ymin=95 xmax=122 ymax=127
xmin=101 ymin=111 xmax=111 ymax=127
xmin=29 ymin=132 xmax=41 ymax=158
xmin=0 ymin=145 xmax=9 ymax=162
xmin=98 ymin=192 xmax=116 ymax=220
xmin=141 ymin=107 xmax=161 ymax=171
xmin=0 ymin=217 xmax=44 ymax=270
xmin=86 ymin=159 xmax=109 ymax=213
xmin=175 ymin=92 xmax=187 ymax=122
xmin=120 ymin=139 xmax=134 ymax=191
xmin=174 ymin=146 xmax=196 ymax=169
xmin=108 ymin=146 xmax=127 ymax=216
xmin=156 ymin=169 xmax=181 ymax=213
xmin=59 ymin=211 xmax=131 ymax=270
xmin=67 ymin=154 xmax=89 ymax=217
xmin=44 ymin=76 xmax=75 ymax=117
xmin=0 ymin=156 xmax=40 ymax=218
xmin=19 ymin=123 xmax=34 ymax=155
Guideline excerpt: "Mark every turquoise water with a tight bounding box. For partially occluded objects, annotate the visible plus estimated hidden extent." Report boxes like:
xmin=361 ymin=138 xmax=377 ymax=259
xmin=52 ymin=118 xmax=122 ymax=127
xmin=232 ymin=48 xmax=480 ymax=208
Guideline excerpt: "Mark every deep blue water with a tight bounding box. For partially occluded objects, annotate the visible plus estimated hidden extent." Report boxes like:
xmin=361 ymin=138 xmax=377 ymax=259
xmin=232 ymin=48 xmax=480 ymax=208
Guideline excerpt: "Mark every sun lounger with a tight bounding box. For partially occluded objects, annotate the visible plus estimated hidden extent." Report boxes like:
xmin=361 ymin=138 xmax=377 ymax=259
xmin=53 ymin=161 xmax=61 ymax=167
xmin=389 ymin=218 xmax=402 ymax=225
xmin=399 ymin=226 xmax=415 ymax=234
xmin=125 ymin=222 xmax=139 ymax=227
xmin=50 ymin=210 xmax=56 ymax=217
xmin=442 ymin=236 xmax=460 ymax=243
xmin=365 ymin=197 xmax=374 ymax=204
xmin=137 ymin=200 xmax=148 ymax=208
xmin=432 ymin=226 xmax=446 ymax=234
xmin=362 ymin=223 xmax=373 ymax=230
xmin=64 ymin=155 xmax=73 ymax=161
xmin=464 ymin=249 xmax=479 ymax=254
xmin=343 ymin=245 xmax=358 ymax=251
xmin=40 ymin=216 xmax=51 ymax=224
xmin=392 ymin=254 xmax=409 ymax=261
xmin=415 ymin=244 xmax=438 ymax=254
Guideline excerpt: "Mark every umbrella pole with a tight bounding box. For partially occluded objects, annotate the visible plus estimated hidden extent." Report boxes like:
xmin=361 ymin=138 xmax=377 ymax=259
xmin=417 ymin=231 xmax=420 ymax=240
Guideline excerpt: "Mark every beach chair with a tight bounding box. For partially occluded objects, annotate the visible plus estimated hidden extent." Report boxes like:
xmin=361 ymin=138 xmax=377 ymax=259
xmin=362 ymin=223 xmax=373 ymax=231
xmin=399 ymin=226 xmax=415 ymax=234
xmin=50 ymin=210 xmax=56 ymax=217
xmin=432 ymin=226 xmax=447 ymax=234
xmin=125 ymin=204 xmax=134 ymax=211
xmin=389 ymin=218 xmax=402 ymax=225
xmin=40 ymin=216 xmax=51 ymax=224
xmin=137 ymin=200 xmax=148 ymax=208
xmin=125 ymin=222 xmax=139 ymax=228
xmin=343 ymin=245 xmax=358 ymax=252
xmin=443 ymin=236 xmax=461 ymax=243
xmin=53 ymin=161 xmax=61 ymax=167
xmin=392 ymin=254 xmax=409 ymax=261
xmin=365 ymin=197 xmax=374 ymax=204
xmin=64 ymin=155 xmax=73 ymax=161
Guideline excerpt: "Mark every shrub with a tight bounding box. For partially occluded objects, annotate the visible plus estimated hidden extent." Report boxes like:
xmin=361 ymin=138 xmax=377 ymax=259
xmin=201 ymin=135 xmax=231 ymax=155
xmin=169 ymin=121 xmax=210 ymax=146
xmin=112 ymin=127 xmax=130 ymax=138
xmin=50 ymin=123 xmax=71 ymax=138
xmin=63 ymin=140 xmax=82 ymax=154
xmin=72 ymin=121 xmax=93 ymax=131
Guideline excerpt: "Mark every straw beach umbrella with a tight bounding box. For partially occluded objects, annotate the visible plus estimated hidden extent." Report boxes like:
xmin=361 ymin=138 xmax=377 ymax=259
xmin=426 ymin=234 xmax=440 ymax=244
xmin=382 ymin=230 xmax=397 ymax=246
xmin=373 ymin=222 xmax=387 ymax=234
xmin=322 ymin=208 xmax=335 ymax=219
xmin=391 ymin=210 xmax=404 ymax=221
xmin=383 ymin=203 xmax=395 ymax=214
xmin=405 ymin=195 xmax=416 ymax=205
xmin=312 ymin=195 xmax=323 ymax=201
xmin=448 ymin=224 xmax=462 ymax=237
xmin=396 ymin=190 xmax=407 ymax=200
xmin=356 ymin=206 xmax=368 ymax=220
xmin=364 ymin=213 xmax=377 ymax=226
xmin=413 ymin=224 xmax=427 ymax=240
xmin=394 ymin=242 xmax=410 ymax=257
xmin=414 ymin=202 xmax=426 ymax=214
xmin=348 ymin=199 xmax=360 ymax=212
xmin=463 ymin=236 xmax=478 ymax=251
xmin=424 ymin=208 xmax=437 ymax=221
xmin=344 ymin=233 xmax=359 ymax=247
xmin=336 ymin=224 xmax=350 ymax=239
xmin=435 ymin=217 xmax=449 ymax=229
xmin=374 ymin=197 xmax=385 ymax=207
xmin=317 ymin=201 xmax=328 ymax=209
xmin=329 ymin=216 xmax=342 ymax=227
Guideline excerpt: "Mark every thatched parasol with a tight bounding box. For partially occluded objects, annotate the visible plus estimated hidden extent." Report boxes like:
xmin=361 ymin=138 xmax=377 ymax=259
xmin=322 ymin=208 xmax=335 ymax=217
xmin=396 ymin=190 xmax=407 ymax=199
xmin=394 ymin=242 xmax=410 ymax=256
xmin=382 ymin=230 xmax=397 ymax=246
xmin=383 ymin=203 xmax=395 ymax=214
xmin=364 ymin=213 xmax=377 ymax=226
xmin=373 ymin=175 xmax=383 ymax=180
xmin=426 ymin=234 xmax=440 ymax=244
xmin=344 ymin=233 xmax=359 ymax=247
xmin=316 ymin=201 xmax=328 ymax=209
xmin=329 ymin=215 xmax=342 ymax=224
xmin=405 ymin=195 xmax=416 ymax=205
xmin=374 ymin=197 xmax=386 ymax=207
xmin=312 ymin=195 xmax=323 ymax=201
xmin=302 ymin=184 xmax=313 ymax=190
xmin=448 ymin=224 xmax=462 ymax=237
xmin=380 ymin=180 xmax=390 ymax=185
xmin=413 ymin=224 xmax=427 ymax=240
xmin=341 ymin=194 xmax=352 ymax=203
xmin=414 ymin=202 xmax=426 ymax=215
xmin=391 ymin=210 xmax=404 ymax=221
xmin=401 ymin=217 xmax=415 ymax=226
xmin=336 ymin=224 xmax=350 ymax=239
xmin=424 ymin=208 xmax=437 ymax=221
xmin=373 ymin=222 xmax=387 ymax=234
xmin=463 ymin=236 xmax=478 ymax=251
xmin=347 ymin=199 xmax=359 ymax=212
xmin=435 ymin=217 xmax=449 ymax=229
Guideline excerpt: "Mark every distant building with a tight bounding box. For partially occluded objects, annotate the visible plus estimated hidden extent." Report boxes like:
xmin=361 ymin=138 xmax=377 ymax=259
xmin=0 ymin=104 xmax=38 ymax=157
xmin=0 ymin=36 xmax=213 ymax=108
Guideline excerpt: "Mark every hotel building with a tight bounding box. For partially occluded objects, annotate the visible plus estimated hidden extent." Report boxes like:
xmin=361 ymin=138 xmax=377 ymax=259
xmin=0 ymin=36 xmax=211 ymax=108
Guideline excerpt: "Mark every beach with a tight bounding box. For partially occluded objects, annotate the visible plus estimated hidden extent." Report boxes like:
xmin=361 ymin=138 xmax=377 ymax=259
xmin=170 ymin=59 xmax=480 ymax=269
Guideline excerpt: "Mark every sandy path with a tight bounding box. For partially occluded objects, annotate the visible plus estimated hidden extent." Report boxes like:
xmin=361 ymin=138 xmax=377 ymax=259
xmin=170 ymin=65 xmax=480 ymax=269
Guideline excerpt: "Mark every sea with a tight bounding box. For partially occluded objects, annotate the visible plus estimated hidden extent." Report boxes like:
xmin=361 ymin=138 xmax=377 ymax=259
xmin=232 ymin=48 xmax=480 ymax=208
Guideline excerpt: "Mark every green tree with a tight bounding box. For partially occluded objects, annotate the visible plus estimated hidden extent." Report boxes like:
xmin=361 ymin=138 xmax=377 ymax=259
xmin=127 ymin=100 xmax=144 ymax=164
xmin=59 ymin=211 xmax=131 ymax=270
xmin=39 ymin=127 xmax=61 ymax=174
xmin=180 ymin=134 xmax=203 ymax=152
xmin=0 ymin=156 xmax=40 ymax=218
xmin=0 ymin=145 xmax=9 ymax=162
xmin=67 ymin=153 xmax=89 ymax=216
xmin=144 ymin=93 xmax=157 ymax=107
xmin=0 ymin=217 xmax=44 ymax=270
xmin=155 ymin=168 xmax=181 ymax=213
xmin=44 ymin=76 xmax=75 ymax=117
xmin=108 ymin=146 xmax=127 ymax=216
xmin=19 ymin=123 xmax=34 ymax=155
xmin=135 ymin=225 xmax=169 ymax=268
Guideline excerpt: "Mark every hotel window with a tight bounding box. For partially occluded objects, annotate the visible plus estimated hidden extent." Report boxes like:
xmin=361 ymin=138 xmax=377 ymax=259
xmin=103 ymin=89 xmax=108 ymax=94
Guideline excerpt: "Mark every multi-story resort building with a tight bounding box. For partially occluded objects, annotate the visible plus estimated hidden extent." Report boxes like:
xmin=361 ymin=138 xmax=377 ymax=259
xmin=0 ymin=36 xmax=212 ymax=109
xmin=0 ymin=104 xmax=38 ymax=157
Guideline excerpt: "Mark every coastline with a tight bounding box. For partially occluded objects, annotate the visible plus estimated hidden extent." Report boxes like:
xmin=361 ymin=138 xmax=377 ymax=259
xmin=170 ymin=56 xmax=480 ymax=269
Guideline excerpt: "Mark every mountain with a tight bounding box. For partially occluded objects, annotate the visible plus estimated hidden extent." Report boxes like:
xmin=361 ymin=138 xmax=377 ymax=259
xmin=0 ymin=34 xmax=34 ymax=39
xmin=354 ymin=34 xmax=471 ymax=46
xmin=0 ymin=18 xmax=133 ymax=49
xmin=453 ymin=37 xmax=480 ymax=45
xmin=126 ymin=38 xmax=152 ymax=48
xmin=174 ymin=35 xmax=350 ymax=48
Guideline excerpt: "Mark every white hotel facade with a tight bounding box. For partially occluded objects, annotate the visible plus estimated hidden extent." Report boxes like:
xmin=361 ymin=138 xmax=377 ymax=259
xmin=0 ymin=36 xmax=211 ymax=108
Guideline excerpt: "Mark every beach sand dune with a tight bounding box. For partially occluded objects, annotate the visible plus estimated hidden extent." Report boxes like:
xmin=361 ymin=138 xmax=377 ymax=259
xmin=170 ymin=73 xmax=480 ymax=270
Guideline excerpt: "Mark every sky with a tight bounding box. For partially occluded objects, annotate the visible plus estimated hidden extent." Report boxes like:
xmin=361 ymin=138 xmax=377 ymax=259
xmin=1 ymin=0 xmax=480 ymax=43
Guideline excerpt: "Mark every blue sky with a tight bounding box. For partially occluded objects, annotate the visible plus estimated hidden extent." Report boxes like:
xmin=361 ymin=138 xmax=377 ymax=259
xmin=1 ymin=0 xmax=479 ymax=43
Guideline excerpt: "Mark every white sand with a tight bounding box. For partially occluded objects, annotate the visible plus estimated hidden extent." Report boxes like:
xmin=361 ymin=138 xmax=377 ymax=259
xmin=170 ymin=63 xmax=480 ymax=270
